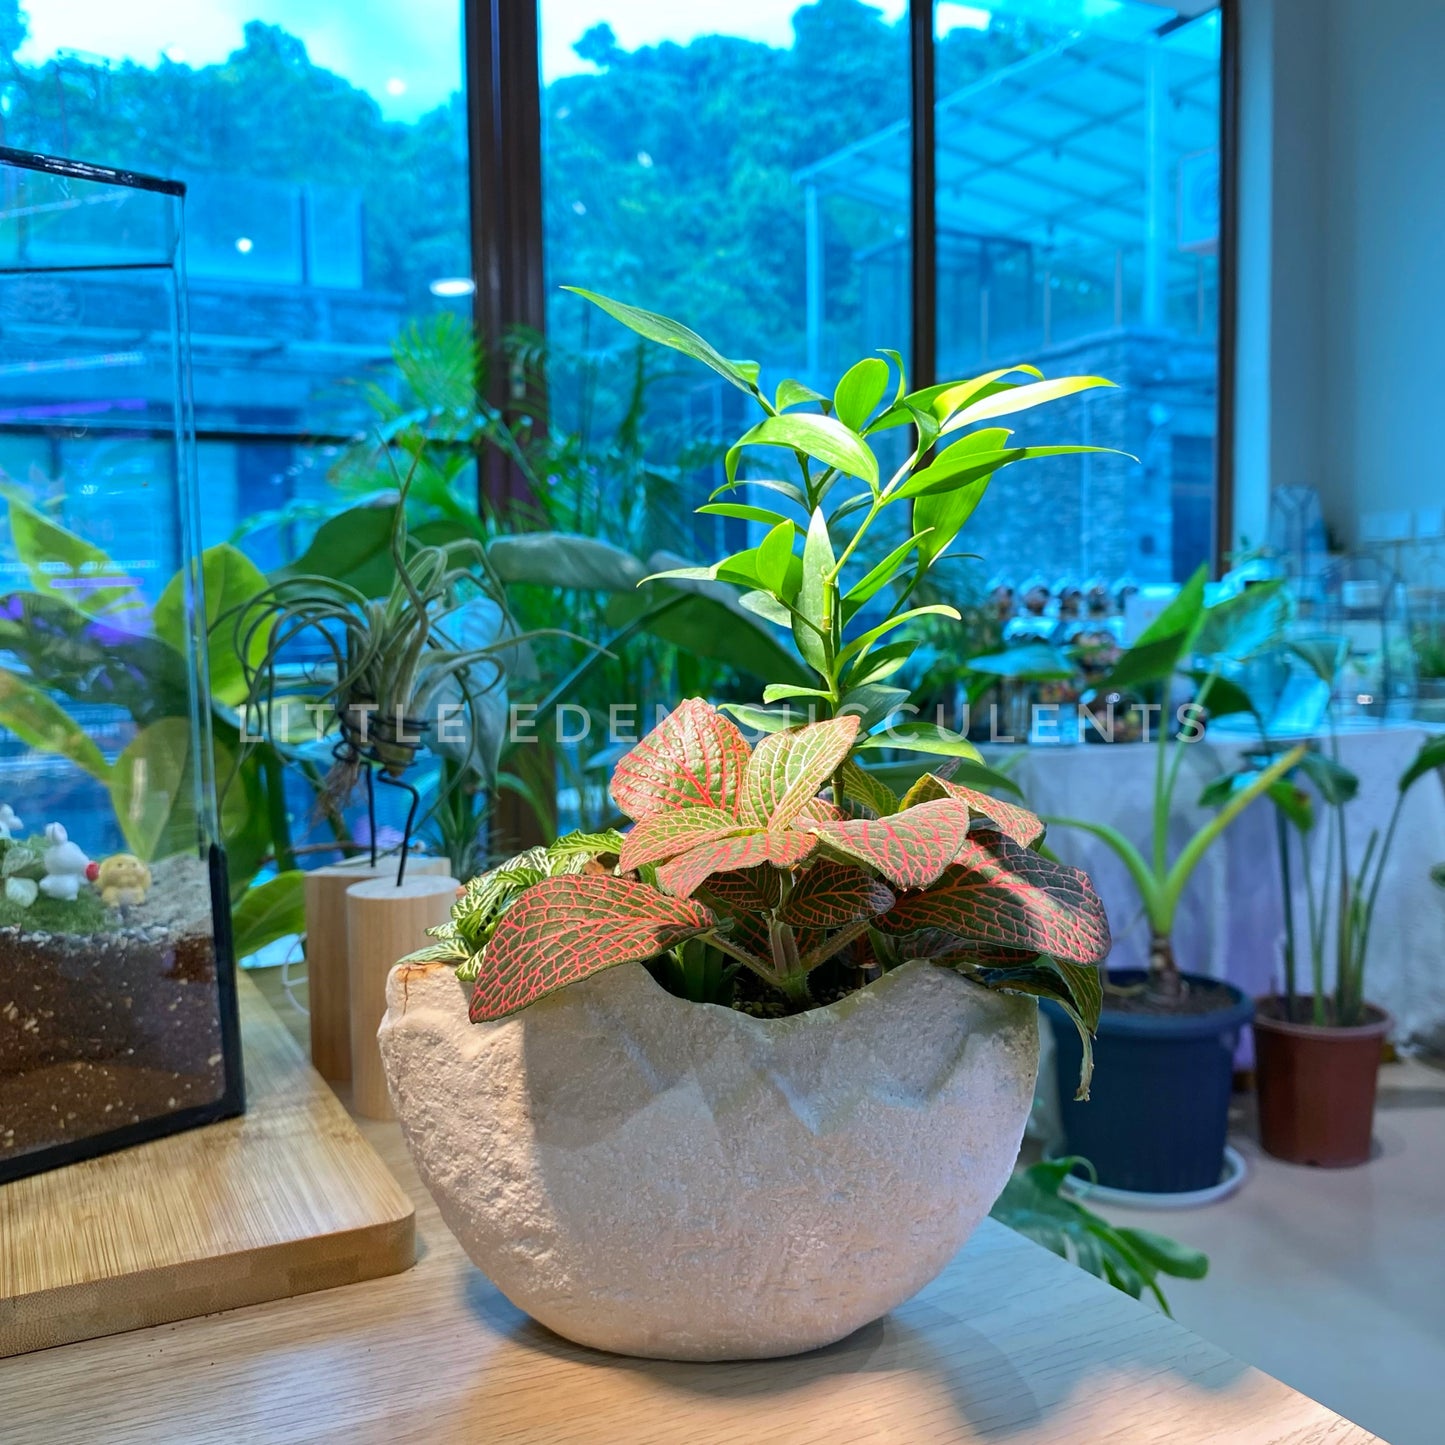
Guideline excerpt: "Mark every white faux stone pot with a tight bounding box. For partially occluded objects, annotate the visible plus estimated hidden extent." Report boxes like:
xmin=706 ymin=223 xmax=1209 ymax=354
xmin=379 ymin=956 xmax=1038 ymax=1362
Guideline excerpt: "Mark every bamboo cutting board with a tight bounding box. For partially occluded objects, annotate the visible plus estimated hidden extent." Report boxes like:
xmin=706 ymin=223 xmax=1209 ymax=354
xmin=0 ymin=970 xmax=415 ymax=1356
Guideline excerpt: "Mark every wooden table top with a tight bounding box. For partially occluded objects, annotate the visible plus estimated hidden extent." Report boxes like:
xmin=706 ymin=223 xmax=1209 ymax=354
xmin=1 ymin=976 xmax=1378 ymax=1445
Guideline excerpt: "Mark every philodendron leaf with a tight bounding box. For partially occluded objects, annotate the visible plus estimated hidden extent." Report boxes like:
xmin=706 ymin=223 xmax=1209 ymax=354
xmin=900 ymin=773 xmax=1045 ymax=849
xmin=879 ymin=830 xmax=1111 ymax=966
xmin=738 ymin=713 xmax=860 ymax=829
xmin=0 ymin=667 xmax=109 ymax=781
xmin=778 ymin=859 xmax=895 ymax=929
xmin=618 ymin=806 xmax=743 ymax=872
xmin=726 ymin=414 xmax=879 ymax=491
xmin=154 ymin=543 xmax=270 ymax=707
xmin=488 ymin=532 xmax=646 ymax=591
xmin=469 ymin=874 xmax=716 ymax=1022
xmin=2 ymin=488 xmax=138 ymax=617
xmin=806 ymin=796 xmax=973 ymax=891
xmin=231 ymin=870 xmax=306 ymax=960
xmin=609 ymin=698 xmax=753 ymax=821
xmin=562 ymin=287 xmax=761 ymax=398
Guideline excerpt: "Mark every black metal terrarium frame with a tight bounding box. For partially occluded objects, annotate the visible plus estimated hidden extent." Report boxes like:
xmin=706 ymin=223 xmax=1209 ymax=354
xmin=0 ymin=147 xmax=244 ymax=1186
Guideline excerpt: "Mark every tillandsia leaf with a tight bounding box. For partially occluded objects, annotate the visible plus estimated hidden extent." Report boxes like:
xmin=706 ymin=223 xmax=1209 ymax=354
xmin=618 ymin=806 xmax=744 ymax=872
xmin=562 ymin=287 xmax=762 ymax=399
xmin=806 ymin=797 xmax=974 ymax=891
xmin=739 ymin=713 xmax=861 ymax=829
xmin=901 ymin=773 xmax=1046 ymax=849
xmin=778 ymin=859 xmax=895 ymax=929
xmin=878 ymin=830 xmax=1111 ymax=967
xmin=609 ymin=697 xmax=753 ymax=821
xmin=724 ymin=414 xmax=880 ymax=492
xmin=840 ymin=759 xmax=899 ymax=817
xmin=469 ymin=874 xmax=715 ymax=1022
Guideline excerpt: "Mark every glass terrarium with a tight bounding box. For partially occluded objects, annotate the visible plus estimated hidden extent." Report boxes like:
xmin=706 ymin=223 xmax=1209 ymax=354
xmin=0 ymin=149 xmax=243 ymax=1183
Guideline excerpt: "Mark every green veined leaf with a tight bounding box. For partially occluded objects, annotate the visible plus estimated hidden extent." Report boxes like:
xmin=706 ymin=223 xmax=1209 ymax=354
xmin=657 ymin=828 xmax=816 ymax=899
xmin=833 ymin=356 xmax=890 ymax=432
xmin=778 ymin=859 xmax=895 ymax=928
xmin=807 ymin=797 xmax=974 ymax=890
xmin=726 ymin=414 xmax=879 ymax=491
xmin=547 ymin=829 xmax=626 ymax=860
xmin=469 ymin=874 xmax=716 ymax=1021
xmin=562 ymin=287 xmax=761 ymax=397
xmin=739 ymin=713 xmax=860 ymax=829
xmin=609 ymin=698 xmax=753 ymax=821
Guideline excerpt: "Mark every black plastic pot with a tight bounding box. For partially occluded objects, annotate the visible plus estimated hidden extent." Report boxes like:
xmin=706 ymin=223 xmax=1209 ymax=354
xmin=1042 ymin=970 xmax=1254 ymax=1194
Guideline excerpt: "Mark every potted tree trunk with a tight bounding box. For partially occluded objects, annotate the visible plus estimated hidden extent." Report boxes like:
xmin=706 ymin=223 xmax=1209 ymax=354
xmin=1232 ymin=637 xmax=1445 ymax=1166
xmin=1045 ymin=571 xmax=1306 ymax=1197
xmin=378 ymin=290 xmax=1120 ymax=1359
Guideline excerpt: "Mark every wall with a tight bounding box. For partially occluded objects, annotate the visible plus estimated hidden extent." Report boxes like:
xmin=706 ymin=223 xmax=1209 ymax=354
xmin=1235 ymin=0 xmax=1445 ymax=551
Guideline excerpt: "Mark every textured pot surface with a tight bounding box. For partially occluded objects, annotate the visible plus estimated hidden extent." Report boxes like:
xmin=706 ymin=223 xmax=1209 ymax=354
xmin=380 ymin=958 xmax=1038 ymax=1361
xmin=1253 ymin=999 xmax=1390 ymax=1168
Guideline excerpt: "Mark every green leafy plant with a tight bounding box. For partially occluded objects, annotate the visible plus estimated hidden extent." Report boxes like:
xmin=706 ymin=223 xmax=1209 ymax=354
xmin=1218 ymin=635 xmax=1445 ymax=1024
xmin=990 ymin=1158 xmax=1207 ymax=1313
xmin=419 ymin=699 xmax=1111 ymax=1096
xmin=563 ymin=288 xmax=1122 ymax=785
xmin=1049 ymin=568 xmax=1308 ymax=1000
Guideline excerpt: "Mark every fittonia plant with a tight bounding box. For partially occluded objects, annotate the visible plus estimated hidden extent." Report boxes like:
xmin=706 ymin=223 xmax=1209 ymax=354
xmin=420 ymin=701 xmax=1112 ymax=1096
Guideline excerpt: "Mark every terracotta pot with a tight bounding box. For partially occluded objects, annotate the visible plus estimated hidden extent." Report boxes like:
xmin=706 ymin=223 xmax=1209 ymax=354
xmin=1253 ymin=998 xmax=1391 ymax=1167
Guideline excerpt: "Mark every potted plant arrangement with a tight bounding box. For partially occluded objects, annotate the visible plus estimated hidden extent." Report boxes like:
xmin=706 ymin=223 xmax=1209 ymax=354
xmin=1044 ymin=569 xmax=1306 ymax=1198
xmin=1225 ymin=636 xmax=1445 ymax=1167
xmin=377 ymin=289 xmax=1119 ymax=1360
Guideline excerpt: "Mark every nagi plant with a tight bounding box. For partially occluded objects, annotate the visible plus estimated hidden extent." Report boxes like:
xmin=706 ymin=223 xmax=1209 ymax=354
xmin=419 ymin=700 xmax=1112 ymax=1095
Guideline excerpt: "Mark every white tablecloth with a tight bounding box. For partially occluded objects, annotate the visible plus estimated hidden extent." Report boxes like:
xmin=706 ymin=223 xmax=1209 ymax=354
xmin=993 ymin=723 xmax=1445 ymax=1052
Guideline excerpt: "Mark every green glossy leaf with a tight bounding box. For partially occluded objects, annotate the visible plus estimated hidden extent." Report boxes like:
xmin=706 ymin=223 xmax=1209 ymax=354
xmin=696 ymin=502 xmax=801 ymax=532
xmin=943 ymin=374 xmax=1116 ymax=430
xmin=2 ymin=489 xmax=138 ymax=617
xmin=562 ymin=287 xmax=761 ymax=397
xmin=755 ymin=521 xmax=798 ymax=600
xmin=1400 ymin=735 xmax=1445 ymax=793
xmin=837 ymin=606 xmax=960 ymax=666
xmin=231 ymin=870 xmax=306 ymax=960
xmin=913 ymin=477 xmax=991 ymax=567
xmin=1300 ymin=750 xmax=1359 ymax=806
xmin=489 ymin=532 xmax=645 ymax=591
xmin=762 ymin=683 xmax=832 ymax=704
xmin=897 ymin=444 xmax=1118 ymax=502
xmin=927 ymin=366 xmax=1043 ymax=423
xmin=718 ymin=702 xmax=809 ymax=735
xmin=469 ymin=874 xmax=716 ymax=1021
xmin=1099 ymin=565 xmax=1209 ymax=692
xmin=841 ymin=531 xmax=930 ymax=614
xmin=833 ymin=357 xmax=890 ymax=432
xmin=838 ymin=683 xmax=910 ymax=732
xmin=1118 ymin=1227 xmax=1210 ymax=1280
xmin=775 ymin=377 xmax=827 ymax=411
xmin=709 ymin=476 xmax=808 ymax=508
xmin=155 ymin=544 xmax=269 ymax=708
xmin=1185 ymin=670 xmax=1257 ymax=720
xmin=738 ymin=589 xmax=792 ymax=626
xmin=966 ymin=644 xmax=1076 ymax=681
xmin=275 ymin=501 xmax=399 ymax=597
xmin=0 ymin=667 xmax=109 ymax=781
xmin=1194 ymin=580 xmax=1292 ymax=663
xmin=794 ymin=507 xmax=835 ymax=674
xmin=857 ymin=719 xmax=982 ymax=760
xmin=847 ymin=639 xmax=917 ymax=686
xmin=726 ymin=414 xmax=879 ymax=491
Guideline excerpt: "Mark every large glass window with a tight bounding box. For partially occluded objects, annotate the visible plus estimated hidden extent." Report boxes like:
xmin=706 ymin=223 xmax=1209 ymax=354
xmin=0 ymin=1 xmax=470 ymax=552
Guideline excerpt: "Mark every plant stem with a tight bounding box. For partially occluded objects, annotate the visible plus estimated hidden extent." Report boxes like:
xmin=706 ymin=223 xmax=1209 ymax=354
xmin=1148 ymin=931 xmax=1183 ymax=999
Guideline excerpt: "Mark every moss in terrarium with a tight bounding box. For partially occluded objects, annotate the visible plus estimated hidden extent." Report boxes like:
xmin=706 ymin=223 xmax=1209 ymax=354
xmin=0 ymin=885 xmax=109 ymax=934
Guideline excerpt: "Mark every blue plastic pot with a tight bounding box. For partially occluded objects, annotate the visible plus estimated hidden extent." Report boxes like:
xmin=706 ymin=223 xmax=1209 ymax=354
xmin=1042 ymin=971 xmax=1254 ymax=1194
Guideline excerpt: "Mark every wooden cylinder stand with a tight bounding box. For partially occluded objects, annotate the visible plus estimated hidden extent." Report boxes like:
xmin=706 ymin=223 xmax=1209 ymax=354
xmin=304 ymin=855 xmax=450 ymax=1082
xmin=346 ymin=873 xmax=459 ymax=1120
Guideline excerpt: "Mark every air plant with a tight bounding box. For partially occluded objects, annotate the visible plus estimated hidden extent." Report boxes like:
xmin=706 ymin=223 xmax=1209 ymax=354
xmin=234 ymin=473 xmax=528 ymax=881
xmin=414 ymin=700 xmax=1112 ymax=1096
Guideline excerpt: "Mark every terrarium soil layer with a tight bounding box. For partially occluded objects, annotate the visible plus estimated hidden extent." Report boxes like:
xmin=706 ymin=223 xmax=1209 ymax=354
xmin=0 ymin=855 xmax=224 ymax=1163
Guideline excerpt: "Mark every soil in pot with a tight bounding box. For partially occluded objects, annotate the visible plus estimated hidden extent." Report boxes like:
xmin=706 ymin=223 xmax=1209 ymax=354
xmin=1044 ymin=970 xmax=1254 ymax=1194
xmin=1253 ymin=997 xmax=1391 ymax=1167
xmin=0 ymin=853 xmax=227 ymax=1168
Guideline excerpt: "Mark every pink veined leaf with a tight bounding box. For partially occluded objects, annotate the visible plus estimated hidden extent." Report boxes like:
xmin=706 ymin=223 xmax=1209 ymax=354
xmin=875 ymin=830 xmax=1111 ymax=966
xmin=779 ymin=859 xmax=895 ymax=929
xmin=891 ymin=927 xmax=1039 ymax=968
xmin=901 ymin=773 xmax=1044 ymax=849
xmin=701 ymin=867 xmax=779 ymax=913
xmin=767 ymin=829 xmax=819 ymax=869
xmin=617 ymin=806 xmax=743 ymax=872
xmin=796 ymin=796 xmax=851 ymax=823
xmin=609 ymin=698 xmax=752 ymax=822
xmin=657 ymin=831 xmax=774 ymax=898
xmin=469 ymin=874 xmax=715 ymax=1022
xmin=804 ymin=796 xmax=974 ymax=890
xmin=739 ymin=714 xmax=861 ymax=829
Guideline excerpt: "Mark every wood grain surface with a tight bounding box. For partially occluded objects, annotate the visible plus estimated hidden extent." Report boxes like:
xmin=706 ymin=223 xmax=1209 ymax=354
xmin=0 ymin=971 xmax=415 ymax=1358
xmin=0 ymin=970 xmax=1379 ymax=1445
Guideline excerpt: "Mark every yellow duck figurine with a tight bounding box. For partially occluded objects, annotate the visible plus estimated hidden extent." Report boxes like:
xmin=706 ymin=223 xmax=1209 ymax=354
xmin=96 ymin=853 xmax=152 ymax=908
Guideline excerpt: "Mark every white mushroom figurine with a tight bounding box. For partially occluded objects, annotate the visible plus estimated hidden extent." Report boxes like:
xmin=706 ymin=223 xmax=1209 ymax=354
xmin=0 ymin=804 xmax=21 ymax=840
xmin=39 ymin=823 xmax=95 ymax=902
